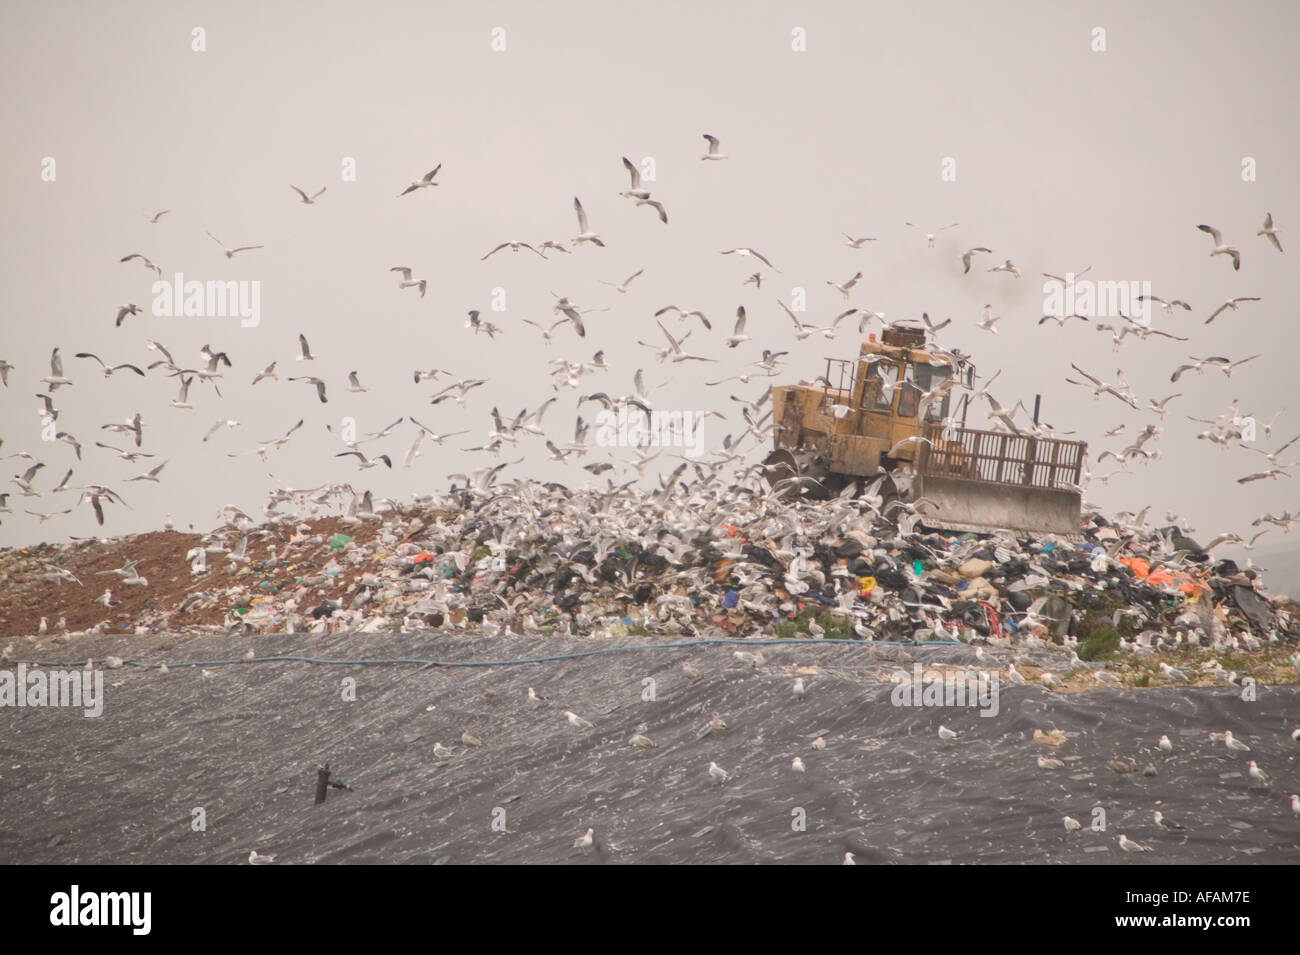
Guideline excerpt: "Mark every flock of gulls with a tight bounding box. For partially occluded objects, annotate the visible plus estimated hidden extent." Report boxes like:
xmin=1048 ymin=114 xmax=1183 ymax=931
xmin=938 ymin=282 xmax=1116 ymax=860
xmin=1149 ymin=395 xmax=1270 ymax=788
xmin=0 ymin=134 xmax=1292 ymax=545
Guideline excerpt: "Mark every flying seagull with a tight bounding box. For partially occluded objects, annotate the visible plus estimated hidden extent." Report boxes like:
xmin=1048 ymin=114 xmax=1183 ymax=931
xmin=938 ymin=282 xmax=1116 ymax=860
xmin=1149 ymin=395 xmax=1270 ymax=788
xmin=572 ymin=197 xmax=604 ymax=246
xmin=404 ymin=420 xmax=468 ymax=464
xmin=144 ymin=338 xmax=174 ymax=366
xmin=1257 ymin=212 xmax=1283 ymax=252
xmin=921 ymin=311 xmax=952 ymax=334
xmin=297 ymin=334 xmax=315 ymax=361
xmin=199 ymin=343 xmax=232 ymax=370
xmin=1136 ymin=293 xmax=1191 ymax=314
xmin=100 ymin=412 xmax=143 ymax=447
xmin=1066 ymin=363 xmax=1138 ymax=408
xmin=114 ymin=304 xmax=140 ymax=327
xmin=753 ymin=349 xmax=789 ymax=374
xmin=906 ymin=222 xmax=959 ymax=247
xmin=619 ymin=157 xmax=650 ymax=199
xmin=94 ymin=444 xmax=153 ymax=462
xmin=289 ymin=376 xmax=328 ymax=403
xmin=843 ymin=233 xmax=876 ymax=248
xmin=251 ymin=361 xmax=277 ymax=386
xmin=598 ymin=269 xmax=644 ymax=293
xmin=482 ymin=240 xmax=546 ymax=260
xmin=826 ymin=271 xmax=863 ymax=300
xmin=1170 ymin=356 xmax=1227 ymax=382
xmin=654 ymin=305 xmax=711 ymax=331
xmin=635 ymin=197 xmax=668 ymax=223
xmin=1204 ymin=297 xmax=1262 ymax=325
xmin=201 ymin=419 xmax=240 ymax=442
xmin=1148 ymin=393 xmax=1182 ymax=417
xmin=41 ymin=348 xmax=73 ymax=390
xmin=399 ymin=164 xmax=441 ymax=196
xmin=724 ymin=306 xmax=751 ymax=348
xmin=73 ymin=353 xmax=144 ymax=378
xmin=466 ymin=310 xmax=503 ymax=338
xmin=1245 ymin=433 xmax=1300 ymax=465
xmin=1197 ymin=224 xmax=1241 ymax=270
xmin=206 ymin=232 xmax=263 ymax=259
xmin=120 ymin=253 xmax=162 ymax=277
xmin=1038 ymin=312 xmax=1089 ymax=327
xmin=982 ymin=393 xmax=1023 ymax=433
xmin=1213 ymin=354 xmax=1259 ymax=379
xmin=654 ymin=320 xmax=716 ymax=363
xmin=1236 ymin=466 xmax=1292 ymax=484
xmin=79 ymin=486 xmax=126 ymax=526
xmin=391 ymin=267 xmax=426 ymax=294
xmin=701 ymin=134 xmax=727 ymax=160
xmin=144 ymin=210 xmax=170 ymax=224
xmin=54 ymin=432 xmax=81 ymax=459
xmin=290 ymin=185 xmax=326 ymax=204
xmin=429 ymin=378 xmax=488 ymax=407
xmin=126 ymin=460 xmax=168 ymax=483
xmin=550 ymin=294 xmax=606 ymax=334
xmin=960 ymin=247 xmax=992 ymax=274
xmin=720 ymin=247 xmax=779 ymax=271
xmin=13 ymin=462 xmax=45 ymax=495
xmin=336 ymin=450 xmax=392 ymax=470
xmin=521 ymin=319 xmax=572 ymax=345
xmin=1042 ymin=266 xmax=1093 ymax=285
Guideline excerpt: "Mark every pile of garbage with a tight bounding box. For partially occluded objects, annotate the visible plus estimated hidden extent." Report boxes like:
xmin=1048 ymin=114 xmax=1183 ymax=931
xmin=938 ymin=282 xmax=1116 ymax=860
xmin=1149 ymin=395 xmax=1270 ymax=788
xmin=2 ymin=482 xmax=1297 ymax=666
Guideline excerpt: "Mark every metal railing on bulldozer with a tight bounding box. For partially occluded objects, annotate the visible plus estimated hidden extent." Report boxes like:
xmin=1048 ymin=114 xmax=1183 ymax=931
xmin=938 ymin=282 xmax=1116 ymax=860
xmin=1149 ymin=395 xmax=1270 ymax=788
xmin=822 ymin=357 xmax=856 ymax=399
xmin=917 ymin=422 xmax=1085 ymax=491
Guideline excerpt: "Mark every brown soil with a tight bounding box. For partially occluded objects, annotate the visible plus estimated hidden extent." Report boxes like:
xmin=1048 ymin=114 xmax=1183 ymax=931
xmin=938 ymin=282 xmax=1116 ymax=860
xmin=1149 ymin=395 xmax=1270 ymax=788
xmin=0 ymin=516 xmax=387 ymax=639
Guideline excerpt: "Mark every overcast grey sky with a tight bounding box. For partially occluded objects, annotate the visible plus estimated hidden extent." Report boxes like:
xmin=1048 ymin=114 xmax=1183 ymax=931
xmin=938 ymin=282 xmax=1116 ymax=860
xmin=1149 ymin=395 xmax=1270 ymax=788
xmin=2 ymin=1 xmax=1298 ymax=569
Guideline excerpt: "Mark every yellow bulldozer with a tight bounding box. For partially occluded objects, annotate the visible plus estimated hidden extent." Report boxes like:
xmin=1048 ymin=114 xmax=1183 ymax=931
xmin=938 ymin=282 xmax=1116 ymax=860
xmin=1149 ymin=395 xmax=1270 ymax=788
xmin=764 ymin=324 xmax=1086 ymax=536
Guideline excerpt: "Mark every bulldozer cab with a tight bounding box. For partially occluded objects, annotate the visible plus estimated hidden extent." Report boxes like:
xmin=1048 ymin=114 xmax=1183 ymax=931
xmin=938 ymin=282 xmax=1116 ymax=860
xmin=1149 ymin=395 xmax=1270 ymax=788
xmin=828 ymin=327 xmax=971 ymax=455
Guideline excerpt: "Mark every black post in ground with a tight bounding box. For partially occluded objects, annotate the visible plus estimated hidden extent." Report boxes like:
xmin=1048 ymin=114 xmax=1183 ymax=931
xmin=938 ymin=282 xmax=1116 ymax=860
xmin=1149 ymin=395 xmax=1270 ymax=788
xmin=315 ymin=763 xmax=330 ymax=805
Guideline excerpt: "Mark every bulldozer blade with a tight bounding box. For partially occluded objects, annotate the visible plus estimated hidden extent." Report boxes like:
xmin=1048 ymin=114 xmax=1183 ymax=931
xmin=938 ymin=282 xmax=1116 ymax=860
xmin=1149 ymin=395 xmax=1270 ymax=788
xmin=913 ymin=473 xmax=1081 ymax=537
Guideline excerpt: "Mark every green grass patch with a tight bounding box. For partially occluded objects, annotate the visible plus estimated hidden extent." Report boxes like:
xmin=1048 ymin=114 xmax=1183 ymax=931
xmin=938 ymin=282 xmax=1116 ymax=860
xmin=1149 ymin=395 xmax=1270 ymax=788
xmin=775 ymin=605 xmax=855 ymax=640
xmin=1078 ymin=626 xmax=1121 ymax=661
